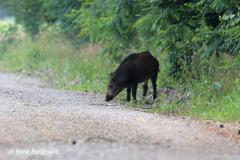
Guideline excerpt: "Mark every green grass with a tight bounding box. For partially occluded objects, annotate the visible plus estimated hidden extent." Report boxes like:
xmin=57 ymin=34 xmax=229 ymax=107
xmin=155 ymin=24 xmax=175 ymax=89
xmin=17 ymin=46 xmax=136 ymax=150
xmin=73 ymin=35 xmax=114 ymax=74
xmin=0 ymin=18 xmax=16 ymax=37
xmin=0 ymin=31 xmax=116 ymax=93
xmin=0 ymin=31 xmax=239 ymax=122
xmin=151 ymin=90 xmax=240 ymax=122
xmin=0 ymin=18 xmax=14 ymax=28
xmin=153 ymin=55 xmax=240 ymax=122
xmin=187 ymin=80 xmax=240 ymax=122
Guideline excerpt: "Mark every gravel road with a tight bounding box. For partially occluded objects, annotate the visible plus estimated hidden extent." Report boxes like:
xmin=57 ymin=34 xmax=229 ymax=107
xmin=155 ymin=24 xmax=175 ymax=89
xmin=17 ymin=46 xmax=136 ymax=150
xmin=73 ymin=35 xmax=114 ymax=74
xmin=0 ymin=72 xmax=239 ymax=160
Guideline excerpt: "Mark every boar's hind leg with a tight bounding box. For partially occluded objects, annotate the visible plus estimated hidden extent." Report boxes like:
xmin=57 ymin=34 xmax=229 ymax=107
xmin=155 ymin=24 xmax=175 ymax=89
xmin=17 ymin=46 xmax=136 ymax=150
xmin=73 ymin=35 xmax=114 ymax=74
xmin=132 ymin=83 xmax=138 ymax=100
xmin=127 ymin=87 xmax=131 ymax=101
xmin=151 ymin=75 xmax=158 ymax=99
xmin=142 ymin=80 xmax=148 ymax=96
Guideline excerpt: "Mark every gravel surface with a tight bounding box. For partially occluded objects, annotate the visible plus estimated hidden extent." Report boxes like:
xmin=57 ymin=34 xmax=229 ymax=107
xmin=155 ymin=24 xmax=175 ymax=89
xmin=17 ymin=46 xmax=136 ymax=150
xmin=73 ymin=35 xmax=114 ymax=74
xmin=0 ymin=72 xmax=239 ymax=160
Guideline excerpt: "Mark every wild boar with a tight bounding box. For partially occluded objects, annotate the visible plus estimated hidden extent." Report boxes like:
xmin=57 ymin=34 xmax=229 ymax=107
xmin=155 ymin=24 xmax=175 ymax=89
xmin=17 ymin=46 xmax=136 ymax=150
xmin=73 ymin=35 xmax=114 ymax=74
xmin=105 ymin=51 xmax=159 ymax=102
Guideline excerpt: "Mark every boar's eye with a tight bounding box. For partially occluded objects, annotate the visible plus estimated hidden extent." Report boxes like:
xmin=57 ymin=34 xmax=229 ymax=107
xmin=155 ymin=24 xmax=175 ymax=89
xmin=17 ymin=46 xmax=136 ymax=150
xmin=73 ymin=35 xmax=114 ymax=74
xmin=110 ymin=77 xmax=114 ymax=82
xmin=110 ymin=73 xmax=117 ymax=81
xmin=112 ymin=76 xmax=117 ymax=81
xmin=109 ymin=83 xmax=116 ymax=88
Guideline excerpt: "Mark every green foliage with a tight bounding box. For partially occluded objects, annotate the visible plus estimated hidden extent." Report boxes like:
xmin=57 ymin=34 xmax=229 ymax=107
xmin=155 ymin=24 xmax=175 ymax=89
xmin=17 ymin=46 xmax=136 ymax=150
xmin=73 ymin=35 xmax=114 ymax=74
xmin=2 ymin=1 xmax=240 ymax=77
xmin=0 ymin=19 xmax=17 ymax=37
xmin=0 ymin=0 xmax=44 ymax=36
xmin=42 ymin=0 xmax=82 ymax=40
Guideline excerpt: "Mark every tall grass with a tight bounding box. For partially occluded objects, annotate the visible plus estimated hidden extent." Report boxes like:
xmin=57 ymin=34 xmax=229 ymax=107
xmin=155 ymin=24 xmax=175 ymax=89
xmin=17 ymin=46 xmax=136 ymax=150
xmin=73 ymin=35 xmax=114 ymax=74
xmin=186 ymin=55 xmax=240 ymax=122
xmin=153 ymin=54 xmax=240 ymax=122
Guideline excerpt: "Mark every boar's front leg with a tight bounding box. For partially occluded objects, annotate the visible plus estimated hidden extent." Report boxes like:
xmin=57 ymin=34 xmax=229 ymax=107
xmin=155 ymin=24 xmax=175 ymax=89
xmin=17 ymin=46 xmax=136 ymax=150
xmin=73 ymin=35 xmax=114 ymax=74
xmin=142 ymin=80 xmax=148 ymax=97
xmin=127 ymin=87 xmax=131 ymax=101
xmin=132 ymin=83 xmax=138 ymax=100
xmin=151 ymin=76 xmax=157 ymax=99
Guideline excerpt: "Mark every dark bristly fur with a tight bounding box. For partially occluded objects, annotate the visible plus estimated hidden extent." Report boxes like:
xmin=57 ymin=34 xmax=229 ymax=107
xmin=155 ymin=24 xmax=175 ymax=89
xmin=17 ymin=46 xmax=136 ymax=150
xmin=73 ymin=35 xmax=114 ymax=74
xmin=105 ymin=51 xmax=159 ymax=102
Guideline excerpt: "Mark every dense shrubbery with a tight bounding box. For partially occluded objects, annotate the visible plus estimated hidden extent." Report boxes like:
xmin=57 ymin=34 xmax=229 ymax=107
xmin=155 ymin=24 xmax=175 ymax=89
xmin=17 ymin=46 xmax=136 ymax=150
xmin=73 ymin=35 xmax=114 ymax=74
xmin=1 ymin=0 xmax=239 ymax=78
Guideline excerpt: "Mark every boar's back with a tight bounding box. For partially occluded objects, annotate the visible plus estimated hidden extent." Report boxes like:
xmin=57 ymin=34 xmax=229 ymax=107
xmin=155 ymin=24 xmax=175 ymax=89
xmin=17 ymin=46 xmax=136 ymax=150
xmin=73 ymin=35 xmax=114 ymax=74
xmin=116 ymin=51 xmax=159 ymax=82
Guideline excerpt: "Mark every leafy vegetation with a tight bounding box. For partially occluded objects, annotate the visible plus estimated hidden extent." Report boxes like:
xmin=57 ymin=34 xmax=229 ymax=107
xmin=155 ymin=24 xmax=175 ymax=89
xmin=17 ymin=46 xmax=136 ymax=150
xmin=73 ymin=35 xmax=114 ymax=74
xmin=0 ymin=0 xmax=240 ymax=122
xmin=1 ymin=0 xmax=240 ymax=75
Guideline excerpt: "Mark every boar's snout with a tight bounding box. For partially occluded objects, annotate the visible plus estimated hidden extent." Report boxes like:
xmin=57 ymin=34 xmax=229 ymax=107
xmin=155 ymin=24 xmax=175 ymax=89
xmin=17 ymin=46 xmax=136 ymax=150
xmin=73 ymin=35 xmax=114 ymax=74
xmin=105 ymin=94 xmax=114 ymax=102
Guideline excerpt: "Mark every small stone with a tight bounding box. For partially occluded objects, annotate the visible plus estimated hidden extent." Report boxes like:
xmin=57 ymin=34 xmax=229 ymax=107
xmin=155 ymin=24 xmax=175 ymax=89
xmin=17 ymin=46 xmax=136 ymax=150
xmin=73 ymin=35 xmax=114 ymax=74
xmin=238 ymin=130 xmax=240 ymax=135
xmin=219 ymin=124 xmax=224 ymax=128
xmin=206 ymin=121 xmax=210 ymax=124
xmin=72 ymin=140 xmax=77 ymax=145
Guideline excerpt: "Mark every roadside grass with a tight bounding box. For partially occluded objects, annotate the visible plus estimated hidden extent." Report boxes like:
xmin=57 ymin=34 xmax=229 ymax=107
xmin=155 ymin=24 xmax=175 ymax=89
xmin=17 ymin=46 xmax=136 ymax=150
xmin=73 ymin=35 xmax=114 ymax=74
xmin=186 ymin=55 xmax=240 ymax=122
xmin=153 ymin=54 xmax=240 ymax=122
xmin=0 ymin=31 xmax=116 ymax=93
xmin=0 ymin=30 xmax=239 ymax=122
xmin=153 ymin=82 xmax=240 ymax=122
